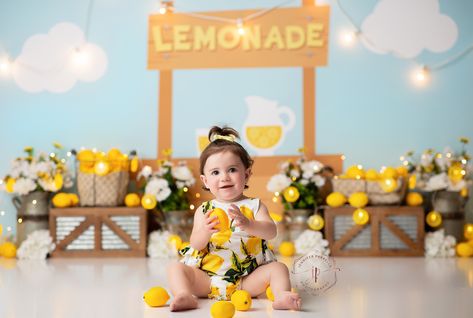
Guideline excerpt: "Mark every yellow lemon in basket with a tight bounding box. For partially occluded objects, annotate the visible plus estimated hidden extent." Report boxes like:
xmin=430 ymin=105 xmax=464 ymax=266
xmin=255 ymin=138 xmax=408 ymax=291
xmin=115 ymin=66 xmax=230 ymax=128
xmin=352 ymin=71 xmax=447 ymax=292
xmin=346 ymin=165 xmax=365 ymax=179
xmin=124 ymin=193 xmax=140 ymax=207
xmin=464 ymin=224 xmax=473 ymax=240
xmin=406 ymin=192 xmax=423 ymax=207
xmin=0 ymin=242 xmax=17 ymax=259
xmin=279 ymin=241 xmax=295 ymax=256
xmin=381 ymin=166 xmax=398 ymax=179
xmin=168 ymin=234 xmax=182 ymax=250
xmin=231 ymin=290 xmax=252 ymax=311
xmin=210 ymin=301 xmax=235 ymax=318
xmin=141 ymin=194 xmax=157 ymax=210
xmin=266 ymin=286 xmax=275 ymax=301
xmin=456 ymin=243 xmax=473 ymax=257
xmin=326 ymin=192 xmax=347 ymax=207
xmin=209 ymin=208 xmax=230 ymax=232
xmin=426 ymin=211 xmax=442 ymax=228
xmin=69 ymin=193 xmax=80 ymax=206
xmin=348 ymin=192 xmax=369 ymax=208
xmin=77 ymin=149 xmax=95 ymax=163
xmin=52 ymin=192 xmax=72 ymax=208
xmin=379 ymin=178 xmax=397 ymax=193
xmin=94 ymin=160 xmax=110 ymax=176
xmin=365 ymin=169 xmax=379 ymax=181
xmin=201 ymin=254 xmax=224 ymax=273
xmin=353 ymin=208 xmax=370 ymax=225
xmin=283 ymin=186 xmax=300 ymax=203
xmin=143 ymin=286 xmax=170 ymax=307
xmin=308 ymin=214 xmax=325 ymax=230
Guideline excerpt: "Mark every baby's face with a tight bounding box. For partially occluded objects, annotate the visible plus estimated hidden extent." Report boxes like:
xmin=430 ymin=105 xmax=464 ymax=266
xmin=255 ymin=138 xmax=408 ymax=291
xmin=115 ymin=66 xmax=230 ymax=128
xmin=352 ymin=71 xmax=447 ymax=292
xmin=200 ymin=151 xmax=250 ymax=202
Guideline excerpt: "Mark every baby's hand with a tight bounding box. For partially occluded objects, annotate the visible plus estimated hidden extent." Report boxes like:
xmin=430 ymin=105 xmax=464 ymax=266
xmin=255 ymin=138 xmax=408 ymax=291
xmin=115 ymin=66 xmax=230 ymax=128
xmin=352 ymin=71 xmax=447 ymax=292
xmin=228 ymin=204 xmax=251 ymax=230
xmin=204 ymin=211 xmax=220 ymax=234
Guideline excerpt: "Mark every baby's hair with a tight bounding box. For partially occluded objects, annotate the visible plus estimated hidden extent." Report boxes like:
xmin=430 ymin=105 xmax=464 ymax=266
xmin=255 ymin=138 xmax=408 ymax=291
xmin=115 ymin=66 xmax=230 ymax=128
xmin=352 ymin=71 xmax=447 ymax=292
xmin=200 ymin=126 xmax=254 ymax=190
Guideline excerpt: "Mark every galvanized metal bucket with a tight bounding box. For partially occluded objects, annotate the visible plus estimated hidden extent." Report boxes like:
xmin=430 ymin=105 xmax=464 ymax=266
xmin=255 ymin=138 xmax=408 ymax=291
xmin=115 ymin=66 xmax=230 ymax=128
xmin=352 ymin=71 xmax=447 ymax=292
xmin=432 ymin=190 xmax=465 ymax=240
xmin=284 ymin=209 xmax=312 ymax=241
xmin=164 ymin=210 xmax=193 ymax=241
xmin=12 ymin=191 xmax=50 ymax=245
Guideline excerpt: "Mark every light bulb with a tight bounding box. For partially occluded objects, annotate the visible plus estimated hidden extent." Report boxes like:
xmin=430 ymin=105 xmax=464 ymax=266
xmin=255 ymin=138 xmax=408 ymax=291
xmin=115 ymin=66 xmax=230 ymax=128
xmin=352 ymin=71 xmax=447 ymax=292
xmin=0 ymin=58 xmax=12 ymax=76
xmin=340 ymin=30 xmax=357 ymax=47
xmin=411 ymin=66 xmax=430 ymax=87
xmin=159 ymin=6 xmax=167 ymax=14
xmin=236 ymin=19 xmax=245 ymax=35
xmin=72 ymin=47 xmax=89 ymax=67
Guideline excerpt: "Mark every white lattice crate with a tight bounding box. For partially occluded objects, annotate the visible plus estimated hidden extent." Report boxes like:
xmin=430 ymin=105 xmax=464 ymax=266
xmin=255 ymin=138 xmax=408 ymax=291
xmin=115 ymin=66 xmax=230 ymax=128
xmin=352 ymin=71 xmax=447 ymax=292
xmin=49 ymin=207 xmax=147 ymax=257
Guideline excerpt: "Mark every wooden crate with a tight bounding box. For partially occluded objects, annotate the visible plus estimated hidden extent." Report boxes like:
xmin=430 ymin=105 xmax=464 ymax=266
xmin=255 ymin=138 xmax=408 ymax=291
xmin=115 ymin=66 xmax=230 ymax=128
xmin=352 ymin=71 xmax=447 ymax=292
xmin=49 ymin=207 xmax=147 ymax=257
xmin=324 ymin=206 xmax=424 ymax=256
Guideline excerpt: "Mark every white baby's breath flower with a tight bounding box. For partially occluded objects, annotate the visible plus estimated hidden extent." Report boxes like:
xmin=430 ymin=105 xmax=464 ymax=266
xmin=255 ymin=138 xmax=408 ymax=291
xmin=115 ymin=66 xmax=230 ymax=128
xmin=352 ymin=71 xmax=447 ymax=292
xmin=300 ymin=179 xmax=309 ymax=186
xmin=146 ymin=178 xmax=171 ymax=202
xmin=172 ymin=165 xmax=195 ymax=186
xmin=424 ymin=229 xmax=456 ymax=258
xmin=447 ymin=179 xmax=466 ymax=191
xmin=311 ymin=175 xmax=326 ymax=187
xmin=13 ymin=178 xmax=37 ymax=195
xmin=17 ymin=229 xmax=55 ymax=260
xmin=294 ymin=230 xmax=330 ymax=256
xmin=138 ymin=165 xmax=153 ymax=179
xmin=156 ymin=187 xmax=171 ymax=202
xmin=421 ymin=152 xmax=434 ymax=167
xmin=147 ymin=230 xmax=178 ymax=259
xmin=301 ymin=160 xmax=323 ymax=174
xmin=289 ymin=169 xmax=300 ymax=178
xmin=425 ymin=173 xmax=449 ymax=191
xmin=267 ymin=174 xmax=292 ymax=193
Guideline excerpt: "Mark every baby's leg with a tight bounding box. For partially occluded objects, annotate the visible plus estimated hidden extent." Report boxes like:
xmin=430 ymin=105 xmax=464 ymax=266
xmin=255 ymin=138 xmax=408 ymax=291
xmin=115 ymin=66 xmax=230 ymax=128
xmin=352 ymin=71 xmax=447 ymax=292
xmin=241 ymin=261 xmax=301 ymax=311
xmin=167 ymin=261 xmax=211 ymax=311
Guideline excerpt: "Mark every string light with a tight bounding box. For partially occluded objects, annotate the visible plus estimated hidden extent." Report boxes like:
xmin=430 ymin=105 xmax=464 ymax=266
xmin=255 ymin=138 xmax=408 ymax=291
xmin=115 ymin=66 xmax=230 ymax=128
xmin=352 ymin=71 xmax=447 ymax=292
xmin=411 ymin=65 xmax=430 ymax=87
xmin=18 ymin=218 xmax=23 ymax=224
xmin=341 ymin=155 xmax=346 ymax=161
xmin=71 ymin=47 xmax=89 ymax=67
xmin=159 ymin=0 xmax=174 ymax=15
xmin=0 ymin=57 xmax=12 ymax=76
xmin=0 ymin=210 xmax=5 ymax=216
xmin=189 ymin=204 xmax=195 ymax=210
xmin=236 ymin=18 xmax=245 ymax=35
xmin=339 ymin=30 xmax=358 ymax=47
xmin=32 ymin=200 xmax=37 ymax=205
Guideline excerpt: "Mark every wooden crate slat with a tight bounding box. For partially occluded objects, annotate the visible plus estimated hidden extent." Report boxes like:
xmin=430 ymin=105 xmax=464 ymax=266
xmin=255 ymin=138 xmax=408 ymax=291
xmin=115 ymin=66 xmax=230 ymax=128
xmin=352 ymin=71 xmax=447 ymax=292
xmin=56 ymin=217 xmax=94 ymax=250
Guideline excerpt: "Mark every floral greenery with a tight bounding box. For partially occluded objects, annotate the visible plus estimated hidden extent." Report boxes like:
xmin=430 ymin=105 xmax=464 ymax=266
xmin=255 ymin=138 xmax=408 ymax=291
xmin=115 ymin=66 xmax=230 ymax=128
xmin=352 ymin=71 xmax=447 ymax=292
xmin=138 ymin=150 xmax=195 ymax=212
xmin=402 ymin=137 xmax=471 ymax=192
xmin=1 ymin=144 xmax=72 ymax=196
xmin=267 ymin=151 xmax=326 ymax=210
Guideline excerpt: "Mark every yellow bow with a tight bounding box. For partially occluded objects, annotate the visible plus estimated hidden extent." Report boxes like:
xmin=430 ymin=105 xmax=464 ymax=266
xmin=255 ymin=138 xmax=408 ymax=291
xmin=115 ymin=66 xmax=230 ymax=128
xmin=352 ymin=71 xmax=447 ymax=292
xmin=211 ymin=134 xmax=236 ymax=143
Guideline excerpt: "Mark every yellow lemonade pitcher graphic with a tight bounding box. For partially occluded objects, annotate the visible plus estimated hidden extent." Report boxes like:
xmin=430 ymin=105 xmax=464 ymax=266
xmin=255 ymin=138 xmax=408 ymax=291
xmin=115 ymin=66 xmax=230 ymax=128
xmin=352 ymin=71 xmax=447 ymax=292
xmin=243 ymin=96 xmax=295 ymax=156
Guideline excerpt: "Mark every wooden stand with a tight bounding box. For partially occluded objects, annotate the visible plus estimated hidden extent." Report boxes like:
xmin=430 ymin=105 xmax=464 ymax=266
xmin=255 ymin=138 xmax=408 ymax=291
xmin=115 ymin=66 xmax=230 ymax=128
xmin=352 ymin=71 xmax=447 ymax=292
xmin=324 ymin=206 xmax=424 ymax=256
xmin=49 ymin=207 xmax=147 ymax=257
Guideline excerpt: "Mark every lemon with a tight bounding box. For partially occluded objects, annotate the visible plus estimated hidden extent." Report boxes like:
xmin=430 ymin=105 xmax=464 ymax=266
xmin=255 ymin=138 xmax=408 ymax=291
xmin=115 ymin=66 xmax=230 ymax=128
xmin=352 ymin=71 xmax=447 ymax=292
xmin=231 ymin=290 xmax=252 ymax=311
xmin=130 ymin=157 xmax=139 ymax=173
xmin=266 ymin=286 xmax=275 ymax=301
xmin=77 ymin=149 xmax=95 ymax=163
xmin=69 ymin=193 xmax=80 ymax=206
xmin=352 ymin=208 xmax=370 ymax=225
xmin=406 ymin=192 xmax=423 ymax=207
xmin=396 ymin=166 xmax=408 ymax=177
xmin=456 ymin=243 xmax=473 ymax=257
xmin=94 ymin=160 xmax=110 ymax=176
xmin=5 ymin=177 xmax=15 ymax=193
xmin=348 ymin=192 xmax=369 ymax=208
xmin=54 ymin=173 xmax=63 ymax=190
xmin=209 ymin=208 xmax=230 ymax=232
xmin=448 ymin=164 xmax=464 ymax=183
xmin=168 ymin=234 xmax=182 ymax=250
xmin=464 ymin=224 xmax=473 ymax=240
xmin=426 ymin=211 xmax=442 ymax=228
xmin=326 ymin=192 xmax=347 ymax=207
xmin=201 ymin=254 xmax=224 ymax=273
xmin=346 ymin=165 xmax=365 ymax=179
xmin=210 ymin=230 xmax=232 ymax=246
xmin=307 ymin=214 xmax=324 ymax=230
xmin=283 ymin=186 xmax=300 ymax=203
xmin=381 ymin=167 xmax=398 ymax=179
xmin=141 ymin=194 xmax=157 ymax=210
xmin=279 ymin=241 xmax=295 ymax=256
xmin=365 ymin=169 xmax=379 ymax=181
xmin=210 ymin=301 xmax=235 ymax=318
xmin=143 ymin=286 xmax=170 ymax=307
xmin=124 ymin=193 xmax=141 ymax=207
xmin=0 ymin=242 xmax=17 ymax=259
xmin=52 ymin=192 xmax=72 ymax=208
xmin=379 ymin=178 xmax=398 ymax=193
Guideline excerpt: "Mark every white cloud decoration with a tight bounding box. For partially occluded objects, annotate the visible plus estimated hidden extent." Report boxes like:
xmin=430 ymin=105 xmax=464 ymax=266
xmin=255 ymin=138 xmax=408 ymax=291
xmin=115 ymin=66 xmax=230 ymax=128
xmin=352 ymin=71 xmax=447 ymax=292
xmin=12 ymin=22 xmax=108 ymax=93
xmin=360 ymin=0 xmax=458 ymax=58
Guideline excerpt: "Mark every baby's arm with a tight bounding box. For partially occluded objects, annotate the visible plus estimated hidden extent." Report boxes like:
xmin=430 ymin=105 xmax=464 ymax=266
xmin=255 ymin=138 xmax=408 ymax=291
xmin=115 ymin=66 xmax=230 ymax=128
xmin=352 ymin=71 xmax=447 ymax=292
xmin=228 ymin=202 xmax=276 ymax=240
xmin=189 ymin=205 xmax=219 ymax=250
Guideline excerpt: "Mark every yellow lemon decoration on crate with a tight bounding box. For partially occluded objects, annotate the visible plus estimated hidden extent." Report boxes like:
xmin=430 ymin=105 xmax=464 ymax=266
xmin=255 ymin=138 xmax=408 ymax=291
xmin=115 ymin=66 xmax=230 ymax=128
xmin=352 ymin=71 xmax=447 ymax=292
xmin=143 ymin=286 xmax=170 ymax=307
xmin=348 ymin=192 xmax=369 ymax=208
xmin=308 ymin=214 xmax=324 ymax=230
xmin=426 ymin=211 xmax=442 ymax=227
xmin=69 ymin=193 xmax=79 ymax=206
xmin=209 ymin=208 xmax=230 ymax=232
xmin=326 ymin=192 xmax=347 ymax=207
xmin=279 ymin=241 xmax=295 ymax=256
xmin=365 ymin=169 xmax=379 ymax=181
xmin=266 ymin=286 xmax=275 ymax=301
xmin=124 ymin=193 xmax=141 ymax=207
xmin=283 ymin=186 xmax=300 ymax=203
xmin=231 ymin=290 xmax=252 ymax=311
xmin=406 ymin=192 xmax=423 ymax=207
xmin=168 ymin=234 xmax=182 ymax=250
xmin=52 ymin=193 xmax=73 ymax=208
xmin=0 ymin=242 xmax=17 ymax=259
xmin=210 ymin=301 xmax=235 ymax=318
xmin=456 ymin=242 xmax=473 ymax=257
xmin=94 ymin=160 xmax=110 ymax=176
xmin=353 ymin=208 xmax=370 ymax=225
xmin=379 ymin=178 xmax=397 ymax=193
xmin=464 ymin=224 xmax=473 ymax=240
xmin=141 ymin=194 xmax=157 ymax=210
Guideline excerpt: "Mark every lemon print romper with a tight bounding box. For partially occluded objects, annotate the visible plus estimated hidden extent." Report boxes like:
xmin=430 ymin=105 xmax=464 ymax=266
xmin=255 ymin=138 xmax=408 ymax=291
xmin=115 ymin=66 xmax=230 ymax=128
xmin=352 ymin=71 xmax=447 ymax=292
xmin=180 ymin=198 xmax=276 ymax=300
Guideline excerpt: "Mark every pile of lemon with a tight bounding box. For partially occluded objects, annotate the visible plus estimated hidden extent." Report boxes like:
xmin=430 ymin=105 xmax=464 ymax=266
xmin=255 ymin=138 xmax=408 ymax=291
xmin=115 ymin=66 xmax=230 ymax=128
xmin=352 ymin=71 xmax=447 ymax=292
xmin=76 ymin=148 xmax=139 ymax=176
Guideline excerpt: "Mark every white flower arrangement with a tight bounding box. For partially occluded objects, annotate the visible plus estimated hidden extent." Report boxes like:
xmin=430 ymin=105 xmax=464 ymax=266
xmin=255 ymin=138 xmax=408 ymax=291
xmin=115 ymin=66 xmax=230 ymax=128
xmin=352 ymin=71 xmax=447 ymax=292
xmin=138 ymin=156 xmax=195 ymax=212
xmin=424 ymin=229 xmax=457 ymax=258
xmin=17 ymin=230 xmax=56 ymax=260
xmin=294 ymin=230 xmax=330 ymax=256
xmin=147 ymin=230 xmax=179 ymax=259
xmin=1 ymin=145 xmax=73 ymax=196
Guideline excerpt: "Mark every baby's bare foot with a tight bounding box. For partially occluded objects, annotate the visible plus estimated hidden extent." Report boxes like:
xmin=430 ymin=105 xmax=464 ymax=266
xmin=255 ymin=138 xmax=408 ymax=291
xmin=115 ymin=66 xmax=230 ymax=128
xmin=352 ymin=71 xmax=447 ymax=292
xmin=272 ymin=291 xmax=302 ymax=311
xmin=169 ymin=293 xmax=198 ymax=312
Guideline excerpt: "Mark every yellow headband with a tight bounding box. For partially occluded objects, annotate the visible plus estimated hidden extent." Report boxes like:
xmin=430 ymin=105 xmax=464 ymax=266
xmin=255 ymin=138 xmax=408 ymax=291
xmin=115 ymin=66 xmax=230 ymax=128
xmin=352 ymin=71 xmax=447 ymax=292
xmin=211 ymin=134 xmax=237 ymax=143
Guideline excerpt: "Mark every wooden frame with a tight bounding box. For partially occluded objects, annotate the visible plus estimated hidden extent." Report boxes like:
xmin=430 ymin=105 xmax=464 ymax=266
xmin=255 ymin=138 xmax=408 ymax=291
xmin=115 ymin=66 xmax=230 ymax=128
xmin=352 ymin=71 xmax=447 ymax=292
xmin=146 ymin=1 xmax=342 ymax=213
xmin=49 ymin=207 xmax=147 ymax=257
xmin=325 ymin=206 xmax=424 ymax=256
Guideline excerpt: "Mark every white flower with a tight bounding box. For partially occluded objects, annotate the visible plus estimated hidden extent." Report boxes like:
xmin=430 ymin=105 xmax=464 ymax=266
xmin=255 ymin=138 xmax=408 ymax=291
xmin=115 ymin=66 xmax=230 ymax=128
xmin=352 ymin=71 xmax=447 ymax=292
xmin=294 ymin=230 xmax=330 ymax=256
xmin=145 ymin=178 xmax=171 ymax=202
xmin=267 ymin=174 xmax=292 ymax=193
xmin=301 ymin=160 xmax=323 ymax=174
xmin=425 ymin=173 xmax=449 ymax=191
xmin=447 ymin=179 xmax=466 ymax=191
xmin=172 ymin=165 xmax=195 ymax=186
xmin=289 ymin=169 xmax=300 ymax=178
xmin=280 ymin=161 xmax=290 ymax=171
xmin=156 ymin=187 xmax=171 ymax=202
xmin=311 ymin=175 xmax=326 ymax=187
xmin=147 ymin=230 xmax=178 ymax=259
xmin=17 ymin=229 xmax=56 ymax=260
xmin=13 ymin=178 xmax=37 ymax=195
xmin=138 ymin=165 xmax=153 ymax=179
xmin=421 ymin=152 xmax=433 ymax=167
xmin=424 ymin=229 xmax=456 ymax=258
xmin=300 ymin=179 xmax=309 ymax=186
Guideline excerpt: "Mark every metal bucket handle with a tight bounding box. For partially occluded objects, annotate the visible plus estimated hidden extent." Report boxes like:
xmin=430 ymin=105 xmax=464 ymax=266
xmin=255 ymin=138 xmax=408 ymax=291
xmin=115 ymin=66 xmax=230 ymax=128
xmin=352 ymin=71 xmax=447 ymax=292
xmin=12 ymin=196 xmax=22 ymax=211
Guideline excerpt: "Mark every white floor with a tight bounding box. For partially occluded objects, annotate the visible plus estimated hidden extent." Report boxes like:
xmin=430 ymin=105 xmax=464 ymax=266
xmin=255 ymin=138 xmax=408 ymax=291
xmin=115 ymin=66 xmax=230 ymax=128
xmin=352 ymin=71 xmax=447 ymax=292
xmin=0 ymin=256 xmax=472 ymax=318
